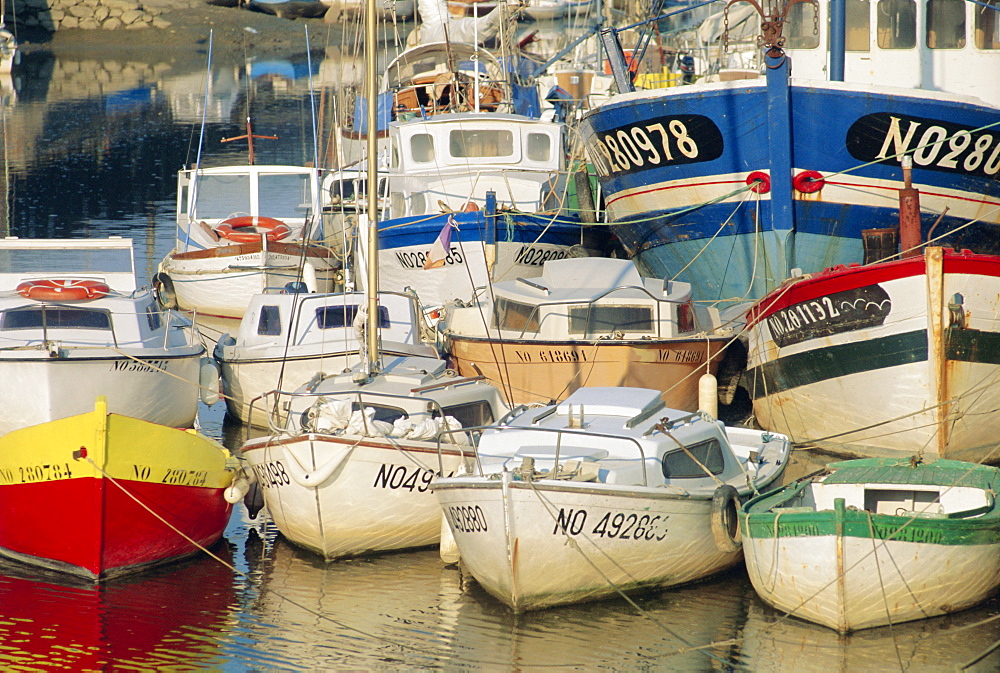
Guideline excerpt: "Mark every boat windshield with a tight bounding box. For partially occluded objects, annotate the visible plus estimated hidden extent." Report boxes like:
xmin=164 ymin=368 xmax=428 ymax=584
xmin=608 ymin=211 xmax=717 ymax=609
xmin=194 ymin=173 xmax=314 ymax=220
xmin=0 ymin=306 xmax=113 ymax=331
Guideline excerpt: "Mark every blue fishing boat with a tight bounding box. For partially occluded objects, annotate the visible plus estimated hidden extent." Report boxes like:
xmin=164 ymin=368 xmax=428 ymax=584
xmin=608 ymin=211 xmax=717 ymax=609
xmin=579 ymin=0 xmax=1000 ymax=307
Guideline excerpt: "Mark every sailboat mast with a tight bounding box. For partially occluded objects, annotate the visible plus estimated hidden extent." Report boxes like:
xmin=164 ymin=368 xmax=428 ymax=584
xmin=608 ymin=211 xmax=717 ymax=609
xmin=365 ymin=0 xmax=380 ymax=373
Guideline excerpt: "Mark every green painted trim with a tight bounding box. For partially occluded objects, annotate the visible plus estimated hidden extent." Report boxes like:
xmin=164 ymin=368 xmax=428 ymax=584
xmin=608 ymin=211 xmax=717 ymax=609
xmin=740 ymin=508 xmax=1000 ymax=546
xmin=946 ymin=326 xmax=1000 ymax=366
xmin=746 ymin=331 xmax=927 ymax=400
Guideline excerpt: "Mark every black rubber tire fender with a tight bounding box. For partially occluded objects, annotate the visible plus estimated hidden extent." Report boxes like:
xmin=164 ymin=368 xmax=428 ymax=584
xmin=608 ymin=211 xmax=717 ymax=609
xmin=711 ymin=484 xmax=743 ymax=553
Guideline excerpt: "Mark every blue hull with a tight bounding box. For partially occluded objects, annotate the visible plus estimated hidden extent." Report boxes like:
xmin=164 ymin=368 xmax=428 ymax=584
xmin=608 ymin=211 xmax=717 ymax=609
xmin=580 ymin=78 xmax=1000 ymax=305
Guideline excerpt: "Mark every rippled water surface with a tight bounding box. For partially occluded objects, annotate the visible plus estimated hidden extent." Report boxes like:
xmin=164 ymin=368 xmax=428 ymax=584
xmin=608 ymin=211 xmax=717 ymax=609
xmin=0 ymin=40 xmax=997 ymax=672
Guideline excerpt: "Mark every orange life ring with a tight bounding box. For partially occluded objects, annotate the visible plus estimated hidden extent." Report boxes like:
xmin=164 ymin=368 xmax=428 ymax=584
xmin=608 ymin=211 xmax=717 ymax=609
xmin=215 ymin=216 xmax=292 ymax=243
xmin=16 ymin=279 xmax=111 ymax=301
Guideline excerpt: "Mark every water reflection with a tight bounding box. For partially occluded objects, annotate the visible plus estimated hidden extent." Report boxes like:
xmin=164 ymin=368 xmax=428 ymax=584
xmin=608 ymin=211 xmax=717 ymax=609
xmin=0 ymin=545 xmax=238 ymax=669
xmin=244 ymin=535 xmax=751 ymax=669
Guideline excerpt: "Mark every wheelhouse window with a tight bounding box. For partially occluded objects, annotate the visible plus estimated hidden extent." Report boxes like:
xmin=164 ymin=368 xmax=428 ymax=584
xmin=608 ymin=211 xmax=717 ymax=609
xmin=526 ymin=133 xmax=552 ymax=162
xmin=975 ymin=0 xmax=1000 ymax=48
xmin=410 ymin=192 xmax=427 ymax=216
xmin=258 ymin=174 xmax=313 ymax=219
xmin=927 ymin=0 xmax=967 ymax=48
xmin=352 ymin=401 xmax=408 ymax=425
xmin=785 ymin=1 xmax=820 ymax=48
xmin=0 ymin=306 xmax=112 ymax=330
xmin=876 ymin=0 xmax=917 ymax=48
xmin=493 ymin=297 xmax=539 ymax=332
xmin=411 ymin=134 xmax=435 ymax=163
xmin=450 ymin=129 xmax=514 ymax=158
xmin=846 ymin=0 xmax=872 ymax=50
xmin=315 ymin=304 xmax=390 ymax=329
xmin=568 ymin=305 xmax=653 ymax=335
xmin=195 ymin=174 xmax=251 ymax=218
xmin=661 ymin=439 xmax=726 ymax=479
xmin=257 ymin=305 xmax=281 ymax=336
xmin=440 ymin=400 xmax=495 ymax=428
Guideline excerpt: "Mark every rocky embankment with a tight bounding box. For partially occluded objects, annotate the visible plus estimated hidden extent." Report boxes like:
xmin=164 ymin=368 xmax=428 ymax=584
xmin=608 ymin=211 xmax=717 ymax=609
xmin=6 ymin=0 xmax=185 ymax=32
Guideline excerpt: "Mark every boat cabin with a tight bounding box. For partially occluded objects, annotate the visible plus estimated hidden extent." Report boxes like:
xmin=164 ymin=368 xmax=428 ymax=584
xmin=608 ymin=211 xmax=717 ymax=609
xmin=175 ymin=165 xmax=326 ymax=251
xmin=445 ymin=257 xmax=714 ymax=341
xmin=778 ymin=0 xmax=998 ymax=104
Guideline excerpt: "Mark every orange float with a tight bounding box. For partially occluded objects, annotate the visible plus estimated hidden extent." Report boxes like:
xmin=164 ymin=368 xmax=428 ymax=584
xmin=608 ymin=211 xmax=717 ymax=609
xmin=16 ymin=279 xmax=111 ymax=301
xmin=215 ymin=216 xmax=292 ymax=243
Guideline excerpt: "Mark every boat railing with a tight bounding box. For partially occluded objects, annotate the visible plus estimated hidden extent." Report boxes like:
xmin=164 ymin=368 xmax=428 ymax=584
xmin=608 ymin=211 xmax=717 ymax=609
xmin=248 ymin=387 xmax=477 ymax=464
xmin=436 ymin=424 xmax=651 ymax=486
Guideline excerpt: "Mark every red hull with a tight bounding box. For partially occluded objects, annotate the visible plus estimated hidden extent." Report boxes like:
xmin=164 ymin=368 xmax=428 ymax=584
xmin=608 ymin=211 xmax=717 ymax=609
xmin=0 ymin=476 xmax=232 ymax=580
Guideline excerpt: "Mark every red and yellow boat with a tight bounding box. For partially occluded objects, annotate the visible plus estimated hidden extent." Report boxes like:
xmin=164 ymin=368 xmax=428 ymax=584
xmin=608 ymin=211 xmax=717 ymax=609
xmin=0 ymin=397 xmax=239 ymax=580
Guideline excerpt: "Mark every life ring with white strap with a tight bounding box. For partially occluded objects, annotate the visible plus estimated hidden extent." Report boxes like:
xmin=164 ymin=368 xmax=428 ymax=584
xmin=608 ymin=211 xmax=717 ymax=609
xmin=16 ymin=279 xmax=111 ymax=301
xmin=215 ymin=216 xmax=292 ymax=243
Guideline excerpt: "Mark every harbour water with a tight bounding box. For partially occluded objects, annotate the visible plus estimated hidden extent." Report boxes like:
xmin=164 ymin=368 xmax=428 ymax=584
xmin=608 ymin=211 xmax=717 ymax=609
xmin=0 ymin=41 xmax=997 ymax=671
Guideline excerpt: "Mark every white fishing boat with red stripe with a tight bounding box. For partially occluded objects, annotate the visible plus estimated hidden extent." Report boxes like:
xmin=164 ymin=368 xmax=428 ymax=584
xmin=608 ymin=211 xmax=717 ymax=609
xmin=745 ymin=233 xmax=1000 ymax=462
xmin=0 ymin=237 xmax=217 ymax=437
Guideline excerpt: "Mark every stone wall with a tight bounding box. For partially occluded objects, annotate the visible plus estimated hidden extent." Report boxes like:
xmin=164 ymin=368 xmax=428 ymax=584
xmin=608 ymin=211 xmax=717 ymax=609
xmin=4 ymin=0 xmax=186 ymax=32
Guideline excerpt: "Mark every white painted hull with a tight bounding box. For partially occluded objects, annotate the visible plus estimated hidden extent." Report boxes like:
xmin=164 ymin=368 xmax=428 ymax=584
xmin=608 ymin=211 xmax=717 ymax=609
xmin=0 ymin=355 xmax=202 ymax=436
xmin=242 ymin=435 xmax=467 ymax=559
xmin=161 ymin=251 xmax=340 ymax=318
xmin=743 ymin=533 xmax=1000 ymax=632
xmin=747 ymin=249 xmax=1000 ymax=462
xmin=376 ymin=240 xmax=586 ymax=308
xmin=435 ymin=475 xmax=742 ymax=610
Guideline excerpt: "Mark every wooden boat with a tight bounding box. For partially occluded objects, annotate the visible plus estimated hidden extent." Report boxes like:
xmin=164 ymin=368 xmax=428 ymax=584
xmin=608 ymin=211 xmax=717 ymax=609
xmin=157 ymin=162 xmax=342 ymax=320
xmin=745 ymin=245 xmax=1000 ymax=463
xmin=741 ymin=458 xmax=1000 ymax=633
xmin=0 ymin=237 xmax=216 ymax=437
xmin=439 ymin=256 xmax=739 ymax=407
xmin=238 ymin=355 xmax=508 ymax=559
xmin=0 ymin=397 xmax=241 ymax=581
xmin=433 ymin=386 xmax=791 ymax=610
xmin=579 ymin=0 xmax=1000 ymax=309
xmin=215 ymin=289 xmax=438 ymax=427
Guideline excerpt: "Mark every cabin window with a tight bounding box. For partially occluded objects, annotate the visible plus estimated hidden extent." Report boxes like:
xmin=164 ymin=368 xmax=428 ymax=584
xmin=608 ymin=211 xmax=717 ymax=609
xmin=352 ymin=401 xmax=408 ymax=425
xmin=527 ymin=133 xmax=551 ymax=162
xmin=846 ymin=0 xmax=872 ymax=50
xmin=975 ymin=0 xmax=1000 ymax=48
xmin=144 ymin=302 xmax=162 ymax=331
xmin=391 ymin=141 xmax=400 ymax=169
xmin=876 ymin=0 xmax=917 ymax=48
xmin=411 ymin=134 xmax=435 ymax=163
xmin=439 ymin=400 xmax=495 ymax=428
xmin=661 ymin=439 xmax=726 ymax=479
xmin=493 ymin=297 xmax=539 ymax=332
xmin=328 ymin=179 xmax=355 ymax=204
xmin=179 ymin=184 xmax=189 ymax=215
xmin=315 ymin=304 xmax=389 ymax=329
xmin=195 ymin=174 xmax=251 ymax=219
xmin=785 ymin=1 xmax=820 ymax=48
xmin=390 ymin=192 xmax=406 ymax=215
xmin=450 ymin=129 xmax=514 ymax=158
xmin=258 ymin=174 xmax=314 ymax=219
xmin=568 ymin=305 xmax=653 ymax=335
xmin=927 ymin=0 xmax=967 ymax=47
xmin=411 ymin=192 xmax=427 ymax=216
xmin=0 ymin=306 xmax=112 ymax=330
xmin=257 ymin=305 xmax=282 ymax=336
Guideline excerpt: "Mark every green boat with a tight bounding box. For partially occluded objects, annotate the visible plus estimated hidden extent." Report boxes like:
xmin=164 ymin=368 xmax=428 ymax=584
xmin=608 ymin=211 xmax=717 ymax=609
xmin=740 ymin=458 xmax=1000 ymax=633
